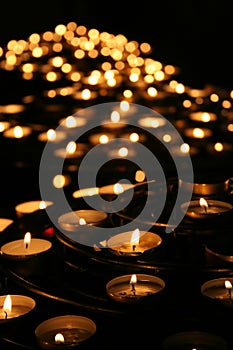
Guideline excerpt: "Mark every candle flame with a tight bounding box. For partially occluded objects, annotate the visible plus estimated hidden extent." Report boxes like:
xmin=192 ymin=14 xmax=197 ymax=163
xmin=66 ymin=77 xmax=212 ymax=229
xmin=199 ymin=197 xmax=208 ymax=209
xmin=3 ymin=295 xmax=12 ymax=315
xmin=39 ymin=200 xmax=47 ymax=209
xmin=113 ymin=183 xmax=124 ymax=195
xmin=225 ymin=280 xmax=232 ymax=289
xmin=13 ymin=126 xmax=23 ymax=138
xmin=66 ymin=141 xmax=76 ymax=154
xmin=131 ymin=228 xmax=140 ymax=247
xmin=24 ymin=231 xmax=31 ymax=248
xmin=110 ymin=110 xmax=120 ymax=123
xmin=55 ymin=333 xmax=65 ymax=343
xmin=79 ymin=217 xmax=86 ymax=225
xmin=47 ymin=129 xmax=56 ymax=141
xmin=130 ymin=274 xmax=137 ymax=284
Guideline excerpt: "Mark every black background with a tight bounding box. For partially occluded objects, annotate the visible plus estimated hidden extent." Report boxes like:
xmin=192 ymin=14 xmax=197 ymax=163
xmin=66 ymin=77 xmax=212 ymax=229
xmin=0 ymin=0 xmax=232 ymax=89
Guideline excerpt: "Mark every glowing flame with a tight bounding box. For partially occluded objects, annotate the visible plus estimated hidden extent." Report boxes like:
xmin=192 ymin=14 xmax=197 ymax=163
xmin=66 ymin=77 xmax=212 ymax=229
xmin=110 ymin=111 xmax=120 ymax=123
xmin=3 ymin=295 xmax=12 ymax=316
xmin=39 ymin=201 xmax=47 ymax=209
xmin=225 ymin=280 xmax=232 ymax=289
xmin=130 ymin=274 xmax=137 ymax=285
xmin=130 ymin=228 xmax=140 ymax=249
xmin=201 ymin=112 xmax=211 ymax=122
xmin=55 ymin=333 xmax=65 ymax=343
xmin=199 ymin=198 xmax=208 ymax=210
xmin=47 ymin=129 xmax=56 ymax=141
xmin=13 ymin=126 xmax=23 ymax=138
xmin=118 ymin=147 xmax=128 ymax=157
xmin=66 ymin=141 xmax=76 ymax=154
xmin=79 ymin=218 xmax=86 ymax=225
xmin=99 ymin=134 xmax=109 ymax=144
xmin=113 ymin=183 xmax=124 ymax=194
xmin=24 ymin=231 xmax=31 ymax=249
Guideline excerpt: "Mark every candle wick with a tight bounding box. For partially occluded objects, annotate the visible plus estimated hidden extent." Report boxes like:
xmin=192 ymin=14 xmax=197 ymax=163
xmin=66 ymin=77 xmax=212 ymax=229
xmin=4 ymin=311 xmax=7 ymax=319
xmin=130 ymin=283 xmax=136 ymax=295
xmin=203 ymin=205 xmax=207 ymax=214
xmin=228 ymin=288 xmax=232 ymax=300
xmin=132 ymin=245 xmax=136 ymax=251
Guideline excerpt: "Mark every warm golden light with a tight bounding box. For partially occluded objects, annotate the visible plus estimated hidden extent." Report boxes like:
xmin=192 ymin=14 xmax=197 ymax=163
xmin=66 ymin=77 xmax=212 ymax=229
xmin=113 ymin=183 xmax=124 ymax=195
xmin=13 ymin=126 xmax=23 ymax=138
xmin=55 ymin=333 xmax=65 ymax=343
xmin=130 ymin=228 xmax=140 ymax=249
xmin=193 ymin=128 xmax=205 ymax=138
xmin=79 ymin=218 xmax=86 ymax=225
xmin=130 ymin=274 xmax=137 ymax=285
xmin=99 ymin=134 xmax=109 ymax=144
xmin=135 ymin=170 xmax=146 ymax=182
xmin=118 ymin=147 xmax=128 ymax=157
xmin=214 ymin=142 xmax=224 ymax=152
xmin=47 ymin=129 xmax=56 ymax=141
xmin=225 ymin=280 xmax=232 ymax=289
xmin=39 ymin=201 xmax=47 ymax=209
xmin=199 ymin=198 xmax=208 ymax=210
xmin=3 ymin=295 xmax=12 ymax=316
xmin=110 ymin=111 xmax=120 ymax=123
xmin=66 ymin=141 xmax=76 ymax=154
xmin=24 ymin=232 xmax=31 ymax=249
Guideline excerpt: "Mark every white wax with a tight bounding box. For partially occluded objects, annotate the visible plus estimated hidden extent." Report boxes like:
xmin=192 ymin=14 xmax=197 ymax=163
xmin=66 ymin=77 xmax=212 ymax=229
xmin=1 ymin=238 xmax=52 ymax=256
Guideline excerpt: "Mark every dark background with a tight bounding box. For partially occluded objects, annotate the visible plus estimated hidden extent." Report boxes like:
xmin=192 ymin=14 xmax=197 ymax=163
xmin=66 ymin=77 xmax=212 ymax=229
xmin=0 ymin=0 xmax=232 ymax=89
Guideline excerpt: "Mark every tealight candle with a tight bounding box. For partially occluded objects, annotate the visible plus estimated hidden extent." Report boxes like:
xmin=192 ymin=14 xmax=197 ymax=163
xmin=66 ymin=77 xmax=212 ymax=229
xmin=106 ymin=273 xmax=165 ymax=303
xmin=3 ymin=125 xmax=31 ymax=138
xmin=183 ymin=127 xmax=213 ymax=139
xmin=38 ymin=129 xmax=67 ymax=143
xmin=15 ymin=200 xmax=53 ymax=218
xmin=0 ymin=218 xmax=13 ymax=231
xmin=201 ymin=277 xmax=233 ymax=308
xmin=163 ymin=331 xmax=228 ymax=350
xmin=138 ymin=116 xmax=166 ymax=128
xmin=58 ymin=210 xmax=108 ymax=231
xmin=181 ymin=197 xmax=233 ymax=220
xmin=0 ymin=232 xmax=52 ymax=257
xmin=88 ymin=132 xmax=115 ymax=145
xmin=0 ymin=294 xmax=35 ymax=321
xmin=188 ymin=111 xmax=217 ymax=122
xmin=0 ymin=232 xmax=52 ymax=277
xmin=54 ymin=142 xmax=89 ymax=159
xmin=101 ymin=110 xmax=127 ymax=130
xmin=107 ymin=228 xmax=162 ymax=256
xmin=35 ymin=315 xmax=96 ymax=349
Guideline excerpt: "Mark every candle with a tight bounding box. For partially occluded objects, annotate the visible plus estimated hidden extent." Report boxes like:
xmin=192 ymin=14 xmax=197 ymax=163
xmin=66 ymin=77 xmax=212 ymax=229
xmin=106 ymin=273 xmax=165 ymax=303
xmin=201 ymin=278 xmax=233 ymax=308
xmin=0 ymin=232 xmax=52 ymax=277
xmin=54 ymin=142 xmax=89 ymax=159
xmin=3 ymin=125 xmax=31 ymax=138
xmin=35 ymin=315 xmax=96 ymax=349
xmin=183 ymin=127 xmax=213 ymax=139
xmin=0 ymin=232 xmax=52 ymax=257
xmin=88 ymin=132 xmax=115 ymax=145
xmin=0 ymin=104 xmax=25 ymax=114
xmin=15 ymin=200 xmax=53 ymax=217
xmin=188 ymin=111 xmax=217 ymax=122
xmin=181 ymin=198 xmax=233 ymax=219
xmin=58 ymin=210 xmax=108 ymax=232
xmin=0 ymin=294 xmax=35 ymax=321
xmin=38 ymin=129 xmax=67 ymax=142
xmin=163 ymin=331 xmax=228 ymax=350
xmin=138 ymin=116 xmax=166 ymax=128
xmin=107 ymin=229 xmax=162 ymax=256
xmin=0 ymin=218 xmax=13 ymax=231
xmin=101 ymin=110 xmax=127 ymax=130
